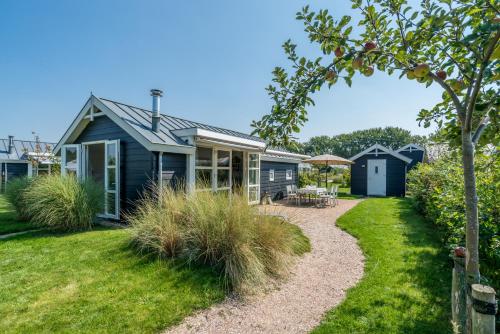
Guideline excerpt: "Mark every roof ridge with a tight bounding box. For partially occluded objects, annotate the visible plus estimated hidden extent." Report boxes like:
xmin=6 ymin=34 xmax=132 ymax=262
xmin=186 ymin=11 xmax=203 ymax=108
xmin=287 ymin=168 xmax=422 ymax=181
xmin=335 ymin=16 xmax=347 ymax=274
xmin=98 ymin=96 xmax=264 ymax=142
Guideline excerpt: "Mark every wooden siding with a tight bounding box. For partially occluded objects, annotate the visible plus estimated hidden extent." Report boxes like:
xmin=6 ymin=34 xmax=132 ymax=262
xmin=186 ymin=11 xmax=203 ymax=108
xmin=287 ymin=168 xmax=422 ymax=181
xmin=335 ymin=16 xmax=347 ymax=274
xmin=74 ymin=115 xmax=155 ymax=213
xmin=399 ymin=150 xmax=424 ymax=171
xmin=6 ymin=163 xmax=28 ymax=180
xmin=260 ymin=161 xmax=298 ymax=200
xmin=161 ymin=152 xmax=186 ymax=189
xmin=351 ymin=153 xmax=406 ymax=197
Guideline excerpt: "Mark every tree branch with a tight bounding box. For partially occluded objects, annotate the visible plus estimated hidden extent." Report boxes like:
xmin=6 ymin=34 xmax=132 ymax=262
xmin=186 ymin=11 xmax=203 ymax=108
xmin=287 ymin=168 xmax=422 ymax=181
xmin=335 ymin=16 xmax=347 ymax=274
xmin=465 ymin=29 xmax=500 ymax=131
xmin=472 ymin=115 xmax=490 ymax=145
xmin=428 ymin=72 xmax=465 ymax=119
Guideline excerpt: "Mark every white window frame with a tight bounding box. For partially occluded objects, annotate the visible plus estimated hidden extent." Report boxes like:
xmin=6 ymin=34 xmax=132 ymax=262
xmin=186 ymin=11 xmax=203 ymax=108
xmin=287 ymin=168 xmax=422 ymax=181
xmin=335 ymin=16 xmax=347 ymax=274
xmin=61 ymin=144 xmax=81 ymax=178
xmin=195 ymin=146 xmax=214 ymax=191
xmin=269 ymin=169 xmax=275 ymax=182
xmin=286 ymin=169 xmax=293 ymax=180
xmin=247 ymin=153 xmax=260 ymax=204
xmin=215 ymin=149 xmax=232 ymax=191
xmin=104 ymin=140 xmax=120 ymax=219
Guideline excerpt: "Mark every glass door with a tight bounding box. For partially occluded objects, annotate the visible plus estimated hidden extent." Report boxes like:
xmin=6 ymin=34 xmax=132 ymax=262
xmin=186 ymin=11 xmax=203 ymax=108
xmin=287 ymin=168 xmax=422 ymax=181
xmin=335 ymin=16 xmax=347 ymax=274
xmin=247 ymin=153 xmax=260 ymax=204
xmin=61 ymin=144 xmax=81 ymax=178
xmin=104 ymin=140 xmax=120 ymax=219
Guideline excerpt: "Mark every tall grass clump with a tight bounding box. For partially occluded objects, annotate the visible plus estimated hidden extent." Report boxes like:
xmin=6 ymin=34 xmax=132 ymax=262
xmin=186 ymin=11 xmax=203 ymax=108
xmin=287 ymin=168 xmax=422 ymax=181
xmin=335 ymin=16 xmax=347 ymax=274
xmin=127 ymin=186 xmax=186 ymax=258
xmin=127 ymin=186 xmax=310 ymax=294
xmin=23 ymin=175 xmax=103 ymax=231
xmin=5 ymin=176 xmax=34 ymax=221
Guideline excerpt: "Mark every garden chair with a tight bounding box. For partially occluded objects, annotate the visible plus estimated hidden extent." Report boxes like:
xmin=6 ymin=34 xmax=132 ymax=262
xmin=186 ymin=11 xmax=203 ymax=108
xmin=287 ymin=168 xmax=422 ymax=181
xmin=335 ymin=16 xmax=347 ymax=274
xmin=286 ymin=185 xmax=299 ymax=205
xmin=319 ymin=185 xmax=339 ymax=207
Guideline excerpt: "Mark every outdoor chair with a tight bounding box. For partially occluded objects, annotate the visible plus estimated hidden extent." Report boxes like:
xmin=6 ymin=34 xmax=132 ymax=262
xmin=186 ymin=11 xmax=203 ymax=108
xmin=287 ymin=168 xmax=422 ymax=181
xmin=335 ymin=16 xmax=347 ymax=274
xmin=319 ymin=185 xmax=339 ymax=207
xmin=286 ymin=185 xmax=299 ymax=205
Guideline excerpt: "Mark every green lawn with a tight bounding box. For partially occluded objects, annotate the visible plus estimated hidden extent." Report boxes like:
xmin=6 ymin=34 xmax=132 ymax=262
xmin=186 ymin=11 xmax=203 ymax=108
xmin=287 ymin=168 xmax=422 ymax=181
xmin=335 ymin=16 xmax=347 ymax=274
xmin=0 ymin=195 xmax=35 ymax=235
xmin=0 ymin=196 xmax=225 ymax=333
xmin=313 ymin=198 xmax=452 ymax=334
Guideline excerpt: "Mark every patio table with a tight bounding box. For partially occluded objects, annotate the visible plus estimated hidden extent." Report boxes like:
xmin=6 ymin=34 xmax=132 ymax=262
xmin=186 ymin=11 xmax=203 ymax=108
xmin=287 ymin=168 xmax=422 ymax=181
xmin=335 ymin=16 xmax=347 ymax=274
xmin=296 ymin=187 xmax=327 ymax=206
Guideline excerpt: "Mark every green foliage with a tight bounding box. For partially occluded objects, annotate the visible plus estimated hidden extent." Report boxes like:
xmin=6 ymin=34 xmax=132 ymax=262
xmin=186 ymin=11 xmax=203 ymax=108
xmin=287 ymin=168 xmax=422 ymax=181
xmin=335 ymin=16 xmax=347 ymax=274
xmin=408 ymin=153 xmax=499 ymax=288
xmin=302 ymin=127 xmax=426 ymax=157
xmin=5 ymin=176 xmax=34 ymax=221
xmin=128 ymin=186 xmax=310 ymax=293
xmin=251 ymin=0 xmax=499 ymax=149
xmin=313 ymin=198 xmax=451 ymax=333
xmin=23 ymin=175 xmax=104 ymax=231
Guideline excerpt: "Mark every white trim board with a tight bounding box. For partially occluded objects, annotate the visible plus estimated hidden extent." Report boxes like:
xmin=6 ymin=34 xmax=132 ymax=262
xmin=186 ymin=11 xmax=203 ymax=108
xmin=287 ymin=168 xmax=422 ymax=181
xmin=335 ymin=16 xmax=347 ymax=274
xmin=172 ymin=128 xmax=266 ymax=150
xmin=396 ymin=143 xmax=425 ymax=152
xmin=350 ymin=144 xmax=412 ymax=164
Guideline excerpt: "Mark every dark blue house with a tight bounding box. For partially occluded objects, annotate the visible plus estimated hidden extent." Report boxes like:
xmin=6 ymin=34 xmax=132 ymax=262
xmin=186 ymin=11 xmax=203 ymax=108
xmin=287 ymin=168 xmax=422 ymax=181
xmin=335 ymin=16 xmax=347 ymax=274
xmin=349 ymin=143 xmax=425 ymax=197
xmin=54 ymin=90 xmax=308 ymax=219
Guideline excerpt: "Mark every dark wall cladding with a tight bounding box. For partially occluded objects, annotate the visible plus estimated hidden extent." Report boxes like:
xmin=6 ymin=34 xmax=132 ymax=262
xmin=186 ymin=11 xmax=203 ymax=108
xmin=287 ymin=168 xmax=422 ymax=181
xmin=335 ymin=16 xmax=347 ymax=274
xmin=398 ymin=149 xmax=424 ymax=171
xmin=6 ymin=163 xmax=29 ymax=180
xmin=260 ymin=160 xmax=298 ymax=200
xmin=351 ymin=153 xmax=406 ymax=197
xmin=74 ymin=115 xmax=155 ymax=212
xmin=161 ymin=152 xmax=186 ymax=189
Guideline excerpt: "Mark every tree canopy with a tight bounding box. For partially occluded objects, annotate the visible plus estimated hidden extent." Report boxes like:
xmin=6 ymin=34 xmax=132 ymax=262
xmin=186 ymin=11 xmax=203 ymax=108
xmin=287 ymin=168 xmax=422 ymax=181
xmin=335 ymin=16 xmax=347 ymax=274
xmin=251 ymin=0 xmax=499 ymax=149
xmin=300 ymin=126 xmax=426 ymax=157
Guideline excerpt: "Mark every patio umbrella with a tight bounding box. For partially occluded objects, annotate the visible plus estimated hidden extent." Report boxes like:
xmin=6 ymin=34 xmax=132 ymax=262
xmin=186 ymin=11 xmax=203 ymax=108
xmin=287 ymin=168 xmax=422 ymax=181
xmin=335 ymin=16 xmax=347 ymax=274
xmin=302 ymin=154 xmax=354 ymax=187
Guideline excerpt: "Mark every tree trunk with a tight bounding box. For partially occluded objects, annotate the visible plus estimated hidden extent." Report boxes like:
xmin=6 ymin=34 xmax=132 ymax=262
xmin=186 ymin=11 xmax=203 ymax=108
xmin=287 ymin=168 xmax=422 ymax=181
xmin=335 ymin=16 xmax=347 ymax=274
xmin=461 ymin=128 xmax=480 ymax=334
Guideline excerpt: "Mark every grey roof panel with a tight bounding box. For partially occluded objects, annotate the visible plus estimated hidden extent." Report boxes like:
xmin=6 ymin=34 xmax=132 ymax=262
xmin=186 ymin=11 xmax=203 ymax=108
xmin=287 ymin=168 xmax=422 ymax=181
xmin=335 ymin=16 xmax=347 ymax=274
xmin=98 ymin=97 xmax=265 ymax=147
xmin=0 ymin=138 xmax=56 ymax=161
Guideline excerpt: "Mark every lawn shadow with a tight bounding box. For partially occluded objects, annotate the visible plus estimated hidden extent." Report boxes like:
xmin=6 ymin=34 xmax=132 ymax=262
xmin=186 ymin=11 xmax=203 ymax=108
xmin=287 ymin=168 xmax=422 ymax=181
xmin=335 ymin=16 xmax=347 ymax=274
xmin=395 ymin=198 xmax=452 ymax=333
xmin=116 ymin=239 xmax=226 ymax=294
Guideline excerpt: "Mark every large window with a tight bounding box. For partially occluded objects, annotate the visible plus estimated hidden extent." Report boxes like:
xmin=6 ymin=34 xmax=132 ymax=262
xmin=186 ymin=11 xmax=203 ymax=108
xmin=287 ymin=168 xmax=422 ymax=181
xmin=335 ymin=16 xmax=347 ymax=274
xmin=195 ymin=147 xmax=213 ymax=189
xmin=217 ymin=150 xmax=231 ymax=190
xmin=195 ymin=147 xmax=233 ymax=191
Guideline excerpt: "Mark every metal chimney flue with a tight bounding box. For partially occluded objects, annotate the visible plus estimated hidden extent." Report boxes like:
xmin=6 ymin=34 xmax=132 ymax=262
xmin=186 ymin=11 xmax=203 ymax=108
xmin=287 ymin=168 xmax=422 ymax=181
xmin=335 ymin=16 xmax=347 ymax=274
xmin=150 ymin=89 xmax=163 ymax=132
xmin=7 ymin=135 xmax=14 ymax=154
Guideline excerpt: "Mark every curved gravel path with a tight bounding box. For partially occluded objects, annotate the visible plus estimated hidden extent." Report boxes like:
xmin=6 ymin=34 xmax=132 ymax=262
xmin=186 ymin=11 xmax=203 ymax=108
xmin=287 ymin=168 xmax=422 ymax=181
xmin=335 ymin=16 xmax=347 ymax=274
xmin=164 ymin=199 xmax=364 ymax=334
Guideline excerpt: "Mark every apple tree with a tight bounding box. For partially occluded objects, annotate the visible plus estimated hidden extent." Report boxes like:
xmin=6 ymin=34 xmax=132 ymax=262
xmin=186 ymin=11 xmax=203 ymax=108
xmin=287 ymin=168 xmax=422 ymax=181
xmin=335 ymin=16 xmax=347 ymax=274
xmin=252 ymin=0 xmax=499 ymax=297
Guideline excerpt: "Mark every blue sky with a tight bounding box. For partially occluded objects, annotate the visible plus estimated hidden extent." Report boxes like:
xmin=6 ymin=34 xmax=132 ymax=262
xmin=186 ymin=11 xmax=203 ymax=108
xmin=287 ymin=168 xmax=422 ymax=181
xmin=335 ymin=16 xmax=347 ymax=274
xmin=0 ymin=0 xmax=441 ymax=143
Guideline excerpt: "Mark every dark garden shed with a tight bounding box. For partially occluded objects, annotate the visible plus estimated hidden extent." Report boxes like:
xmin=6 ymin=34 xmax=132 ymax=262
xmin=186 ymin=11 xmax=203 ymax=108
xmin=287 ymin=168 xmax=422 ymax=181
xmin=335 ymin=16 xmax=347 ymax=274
xmin=349 ymin=144 xmax=416 ymax=197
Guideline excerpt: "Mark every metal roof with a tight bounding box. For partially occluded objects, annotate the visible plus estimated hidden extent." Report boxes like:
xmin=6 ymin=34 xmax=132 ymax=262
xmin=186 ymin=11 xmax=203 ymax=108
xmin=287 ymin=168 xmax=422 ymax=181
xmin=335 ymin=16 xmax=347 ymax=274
xmin=0 ymin=138 xmax=56 ymax=161
xmin=98 ymin=97 xmax=266 ymax=148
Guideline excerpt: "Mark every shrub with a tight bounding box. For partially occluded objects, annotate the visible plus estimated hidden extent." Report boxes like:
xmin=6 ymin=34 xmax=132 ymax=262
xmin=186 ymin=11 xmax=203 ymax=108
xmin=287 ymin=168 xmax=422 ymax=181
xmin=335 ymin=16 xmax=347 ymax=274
xmin=127 ymin=186 xmax=310 ymax=293
xmin=5 ymin=176 xmax=34 ymax=221
xmin=408 ymin=152 xmax=499 ymax=289
xmin=23 ymin=175 xmax=103 ymax=231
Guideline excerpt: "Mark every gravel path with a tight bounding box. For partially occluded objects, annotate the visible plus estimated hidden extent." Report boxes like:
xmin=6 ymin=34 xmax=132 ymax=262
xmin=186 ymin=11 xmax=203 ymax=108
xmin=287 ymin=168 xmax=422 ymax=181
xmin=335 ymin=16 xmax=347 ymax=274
xmin=164 ymin=199 xmax=365 ymax=334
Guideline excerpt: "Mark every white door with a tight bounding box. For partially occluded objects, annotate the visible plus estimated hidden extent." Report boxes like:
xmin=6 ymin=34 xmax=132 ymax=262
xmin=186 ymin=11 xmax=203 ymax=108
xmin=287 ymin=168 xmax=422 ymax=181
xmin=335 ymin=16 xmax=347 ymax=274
xmin=104 ymin=140 xmax=120 ymax=219
xmin=61 ymin=144 xmax=81 ymax=178
xmin=367 ymin=159 xmax=386 ymax=196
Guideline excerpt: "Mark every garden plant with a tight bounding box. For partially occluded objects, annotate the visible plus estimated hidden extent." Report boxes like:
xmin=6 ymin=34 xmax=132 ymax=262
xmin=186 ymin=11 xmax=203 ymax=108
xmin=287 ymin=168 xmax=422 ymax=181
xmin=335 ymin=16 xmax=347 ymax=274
xmin=127 ymin=185 xmax=310 ymax=293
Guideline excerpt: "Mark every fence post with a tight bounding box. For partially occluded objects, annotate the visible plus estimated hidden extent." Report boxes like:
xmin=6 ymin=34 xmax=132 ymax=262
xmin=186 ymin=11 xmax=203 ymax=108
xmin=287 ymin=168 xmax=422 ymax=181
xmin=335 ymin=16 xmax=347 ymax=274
xmin=471 ymin=284 xmax=497 ymax=334
xmin=451 ymin=247 xmax=467 ymax=333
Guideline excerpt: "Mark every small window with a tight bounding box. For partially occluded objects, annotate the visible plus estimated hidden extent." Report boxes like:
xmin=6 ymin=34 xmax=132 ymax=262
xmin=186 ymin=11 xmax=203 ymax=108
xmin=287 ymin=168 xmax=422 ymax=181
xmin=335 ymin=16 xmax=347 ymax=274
xmin=286 ymin=169 xmax=293 ymax=180
xmin=269 ymin=169 xmax=275 ymax=182
xmin=375 ymin=166 xmax=379 ymax=174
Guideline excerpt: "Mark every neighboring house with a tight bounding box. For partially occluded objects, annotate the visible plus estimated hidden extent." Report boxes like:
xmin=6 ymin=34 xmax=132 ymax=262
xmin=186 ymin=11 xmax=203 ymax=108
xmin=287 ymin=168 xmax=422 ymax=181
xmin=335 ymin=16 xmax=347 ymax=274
xmin=349 ymin=143 xmax=424 ymax=197
xmin=54 ymin=90 xmax=309 ymax=219
xmin=0 ymin=136 xmax=56 ymax=192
